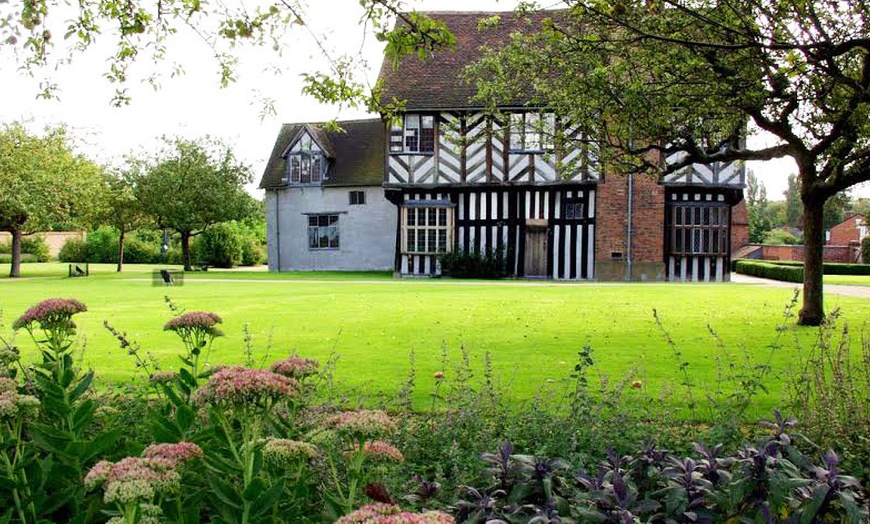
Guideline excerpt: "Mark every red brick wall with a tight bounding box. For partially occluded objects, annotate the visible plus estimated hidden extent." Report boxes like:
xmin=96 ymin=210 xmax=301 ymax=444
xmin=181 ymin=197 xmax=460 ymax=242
xmin=595 ymin=173 xmax=664 ymax=264
xmin=828 ymin=215 xmax=865 ymax=246
xmin=761 ymin=244 xmax=857 ymax=263
xmin=731 ymin=200 xmax=749 ymax=253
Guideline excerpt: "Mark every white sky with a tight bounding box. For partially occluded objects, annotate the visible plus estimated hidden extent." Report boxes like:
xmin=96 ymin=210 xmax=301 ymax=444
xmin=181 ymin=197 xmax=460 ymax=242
xmin=1 ymin=0 xmax=863 ymax=200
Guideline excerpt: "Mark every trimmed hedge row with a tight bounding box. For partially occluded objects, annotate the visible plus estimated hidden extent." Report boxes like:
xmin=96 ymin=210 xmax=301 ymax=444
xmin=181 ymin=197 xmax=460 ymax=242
xmin=733 ymin=258 xmax=870 ymax=276
xmin=734 ymin=260 xmax=803 ymax=282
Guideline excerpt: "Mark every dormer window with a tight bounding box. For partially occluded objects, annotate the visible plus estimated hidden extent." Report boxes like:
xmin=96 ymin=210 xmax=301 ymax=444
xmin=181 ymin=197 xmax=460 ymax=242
xmin=285 ymin=130 xmax=327 ymax=184
xmin=509 ymin=112 xmax=555 ymax=152
xmin=390 ymin=114 xmax=435 ymax=154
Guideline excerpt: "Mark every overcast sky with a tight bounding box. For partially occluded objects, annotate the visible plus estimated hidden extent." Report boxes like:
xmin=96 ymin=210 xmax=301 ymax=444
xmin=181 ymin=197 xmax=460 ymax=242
xmin=1 ymin=0 xmax=859 ymax=200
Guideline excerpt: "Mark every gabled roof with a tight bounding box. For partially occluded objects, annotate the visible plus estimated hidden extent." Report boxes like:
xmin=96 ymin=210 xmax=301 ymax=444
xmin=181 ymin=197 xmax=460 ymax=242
xmin=830 ymin=213 xmax=866 ymax=229
xmin=259 ymin=119 xmax=384 ymax=189
xmin=283 ymin=125 xmax=337 ymax=159
xmin=377 ymin=10 xmax=558 ymax=110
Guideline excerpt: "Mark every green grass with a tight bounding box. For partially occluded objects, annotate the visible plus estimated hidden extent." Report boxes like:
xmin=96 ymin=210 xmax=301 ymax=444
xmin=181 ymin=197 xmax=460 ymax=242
xmin=825 ymin=274 xmax=870 ymax=286
xmin=3 ymin=263 xmax=869 ymax=418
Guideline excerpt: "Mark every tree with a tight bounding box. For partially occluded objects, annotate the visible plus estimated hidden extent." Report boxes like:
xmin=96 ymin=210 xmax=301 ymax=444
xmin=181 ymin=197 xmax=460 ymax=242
xmin=456 ymin=1 xmax=870 ymax=325
xmin=99 ymin=170 xmax=150 ymax=272
xmin=745 ymin=170 xmax=772 ymax=243
xmin=135 ymin=137 xmax=254 ymax=271
xmin=0 ymin=122 xmax=104 ymax=277
xmin=784 ymin=175 xmax=802 ymax=229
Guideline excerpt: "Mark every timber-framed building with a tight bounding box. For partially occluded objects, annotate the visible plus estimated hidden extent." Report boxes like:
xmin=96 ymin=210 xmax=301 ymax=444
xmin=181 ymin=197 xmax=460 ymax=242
xmin=260 ymin=10 xmax=747 ymax=281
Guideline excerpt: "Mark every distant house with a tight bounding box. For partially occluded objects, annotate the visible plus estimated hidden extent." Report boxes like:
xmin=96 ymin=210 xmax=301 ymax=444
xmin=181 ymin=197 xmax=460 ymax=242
xmin=259 ymin=120 xmax=396 ymax=271
xmin=828 ymin=214 xmax=867 ymax=246
xmin=260 ymin=10 xmax=747 ymax=280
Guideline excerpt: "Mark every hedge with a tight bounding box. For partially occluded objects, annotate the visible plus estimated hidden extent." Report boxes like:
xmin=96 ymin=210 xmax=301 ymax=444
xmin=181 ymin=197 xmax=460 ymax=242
xmin=0 ymin=253 xmax=38 ymax=264
xmin=733 ymin=260 xmax=803 ymax=282
xmin=733 ymin=258 xmax=870 ymax=276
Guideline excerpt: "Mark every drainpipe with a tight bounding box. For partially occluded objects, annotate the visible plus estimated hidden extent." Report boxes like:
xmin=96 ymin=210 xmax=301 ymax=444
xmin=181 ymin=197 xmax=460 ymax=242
xmin=626 ymin=172 xmax=633 ymax=281
xmin=275 ymin=190 xmax=282 ymax=270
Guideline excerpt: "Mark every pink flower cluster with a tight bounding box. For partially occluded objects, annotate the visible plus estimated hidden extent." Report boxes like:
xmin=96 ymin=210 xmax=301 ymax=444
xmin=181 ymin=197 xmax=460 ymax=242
xmin=163 ymin=312 xmax=224 ymax=337
xmin=334 ymin=504 xmax=453 ymax=524
xmin=142 ymin=442 xmax=203 ymax=466
xmin=192 ymin=366 xmax=299 ymax=407
xmin=262 ymin=438 xmax=318 ymax=468
xmin=0 ymin=377 xmax=39 ymax=420
xmin=12 ymin=298 xmax=87 ymax=331
xmin=325 ymin=410 xmax=397 ymax=439
xmin=270 ymin=356 xmax=320 ymax=379
xmin=350 ymin=440 xmax=404 ymax=463
xmin=84 ymin=457 xmax=180 ymax=504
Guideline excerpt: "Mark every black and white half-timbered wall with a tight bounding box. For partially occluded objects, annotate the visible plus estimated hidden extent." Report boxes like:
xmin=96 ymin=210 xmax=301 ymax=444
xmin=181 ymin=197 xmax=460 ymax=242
xmin=260 ymin=10 xmax=747 ymax=282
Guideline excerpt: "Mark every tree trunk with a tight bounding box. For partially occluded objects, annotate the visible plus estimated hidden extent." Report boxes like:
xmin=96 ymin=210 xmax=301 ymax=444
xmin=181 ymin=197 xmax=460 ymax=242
xmin=116 ymin=229 xmax=125 ymax=272
xmin=181 ymin=231 xmax=192 ymax=271
xmin=799 ymin=193 xmax=826 ymax=326
xmin=8 ymin=229 xmax=21 ymax=278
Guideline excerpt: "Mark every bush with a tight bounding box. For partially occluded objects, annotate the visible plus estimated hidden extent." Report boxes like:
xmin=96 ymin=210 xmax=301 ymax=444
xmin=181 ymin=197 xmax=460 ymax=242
xmin=732 ymin=258 xmax=870 ymax=276
xmin=734 ymin=260 xmax=803 ymax=282
xmin=0 ymin=236 xmax=51 ymax=261
xmin=439 ymin=247 xmax=507 ymax=278
xmin=0 ymin=253 xmax=37 ymax=263
xmin=198 ymin=223 xmax=243 ymax=268
xmin=240 ymin=237 xmax=266 ymax=266
xmin=863 ymin=237 xmax=870 ymax=264
xmin=122 ymin=237 xmax=161 ymax=264
xmin=763 ymin=228 xmax=802 ymax=245
xmin=58 ymin=238 xmax=89 ymax=262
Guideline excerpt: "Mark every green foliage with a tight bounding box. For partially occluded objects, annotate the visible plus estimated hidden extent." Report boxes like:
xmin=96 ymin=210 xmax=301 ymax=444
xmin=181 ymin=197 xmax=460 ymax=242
xmin=198 ymin=223 xmax=244 ymax=268
xmin=0 ymin=237 xmax=49 ymax=262
xmin=745 ymin=171 xmax=773 ymax=243
xmin=0 ymin=122 xmax=105 ymax=276
xmin=57 ymin=238 xmax=88 ymax=263
xmin=862 ymin=237 xmax=870 ymax=264
xmin=763 ymin=228 xmax=802 ymax=245
xmin=439 ymin=248 xmax=506 ymax=279
xmin=734 ymin=260 xmax=804 ymax=283
xmin=134 ymin=137 xmax=254 ymax=270
xmin=59 ymin=227 xmax=163 ymax=264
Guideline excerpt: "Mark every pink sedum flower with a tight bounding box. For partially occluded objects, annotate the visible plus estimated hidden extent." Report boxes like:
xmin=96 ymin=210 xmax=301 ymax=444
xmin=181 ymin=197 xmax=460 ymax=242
xmin=141 ymin=442 xmax=203 ymax=466
xmin=12 ymin=298 xmax=87 ymax=331
xmin=349 ymin=440 xmax=404 ymax=463
xmin=85 ymin=457 xmax=180 ymax=504
xmin=325 ymin=410 xmax=397 ymax=439
xmin=0 ymin=379 xmax=39 ymax=421
xmin=192 ymin=366 xmax=299 ymax=407
xmin=334 ymin=503 xmax=453 ymax=524
xmin=163 ymin=311 xmax=224 ymax=337
xmin=262 ymin=438 xmax=318 ymax=468
xmin=270 ymin=356 xmax=320 ymax=379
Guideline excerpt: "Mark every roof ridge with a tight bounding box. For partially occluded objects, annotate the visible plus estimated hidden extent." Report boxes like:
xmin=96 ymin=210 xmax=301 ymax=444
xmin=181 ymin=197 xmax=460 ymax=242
xmin=281 ymin=117 xmax=382 ymax=127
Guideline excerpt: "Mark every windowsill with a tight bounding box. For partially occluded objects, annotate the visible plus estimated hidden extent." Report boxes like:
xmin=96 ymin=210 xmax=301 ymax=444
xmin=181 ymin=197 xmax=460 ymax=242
xmin=508 ymin=149 xmax=552 ymax=154
xmin=389 ymin=151 xmax=436 ymax=156
xmin=308 ymin=248 xmax=340 ymax=252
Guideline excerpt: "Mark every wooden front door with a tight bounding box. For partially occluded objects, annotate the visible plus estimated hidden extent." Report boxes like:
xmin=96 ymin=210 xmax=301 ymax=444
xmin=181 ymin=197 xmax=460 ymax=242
xmin=524 ymin=226 xmax=548 ymax=277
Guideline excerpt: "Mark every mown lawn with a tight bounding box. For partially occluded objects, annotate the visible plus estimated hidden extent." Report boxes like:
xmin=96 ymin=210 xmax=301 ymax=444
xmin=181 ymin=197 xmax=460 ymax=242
xmin=2 ymin=263 xmax=867 ymax=418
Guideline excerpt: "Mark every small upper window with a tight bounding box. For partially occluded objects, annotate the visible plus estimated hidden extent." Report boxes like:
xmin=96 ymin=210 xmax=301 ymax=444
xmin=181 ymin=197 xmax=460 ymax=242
xmin=349 ymin=190 xmax=366 ymax=205
xmin=509 ymin=113 xmax=554 ymax=152
xmin=390 ymin=114 xmax=435 ymax=154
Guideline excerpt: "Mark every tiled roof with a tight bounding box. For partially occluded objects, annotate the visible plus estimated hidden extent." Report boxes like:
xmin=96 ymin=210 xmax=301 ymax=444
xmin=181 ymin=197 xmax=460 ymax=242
xmin=377 ymin=10 xmax=557 ymax=110
xmin=259 ymin=119 xmax=384 ymax=189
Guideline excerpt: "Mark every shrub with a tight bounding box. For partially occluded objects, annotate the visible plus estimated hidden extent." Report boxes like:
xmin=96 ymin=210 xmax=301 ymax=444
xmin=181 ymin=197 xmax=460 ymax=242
xmin=58 ymin=237 xmax=89 ymax=262
xmin=198 ymin=222 xmax=243 ymax=268
xmin=862 ymin=237 xmax=870 ymax=264
xmin=439 ymin=247 xmax=507 ymax=278
xmin=734 ymin=260 xmax=803 ymax=282
xmin=0 ymin=236 xmax=50 ymax=261
xmin=122 ymin=236 xmax=161 ymax=264
xmin=240 ymin=237 xmax=267 ymax=266
xmin=763 ymin=228 xmax=802 ymax=245
xmin=0 ymin=253 xmax=37 ymax=264
xmin=20 ymin=236 xmax=50 ymax=262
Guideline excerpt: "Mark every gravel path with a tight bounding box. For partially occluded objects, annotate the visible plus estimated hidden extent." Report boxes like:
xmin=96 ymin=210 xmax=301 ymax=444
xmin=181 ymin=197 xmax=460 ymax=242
xmin=730 ymin=273 xmax=870 ymax=299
